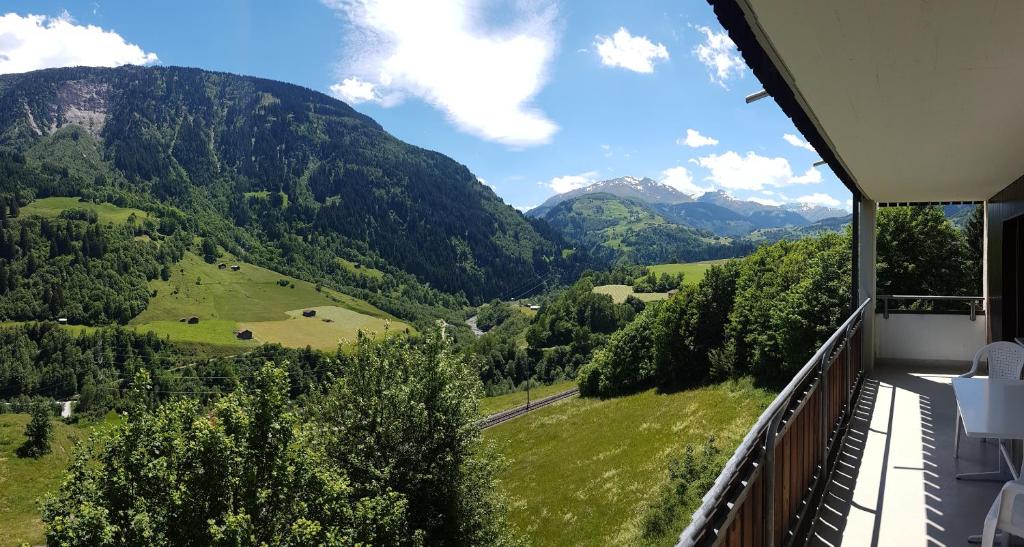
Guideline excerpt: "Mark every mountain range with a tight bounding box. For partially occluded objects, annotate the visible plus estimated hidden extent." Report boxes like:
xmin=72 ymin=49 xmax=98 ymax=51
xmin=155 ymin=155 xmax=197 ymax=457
xmin=529 ymin=177 xmax=849 ymax=242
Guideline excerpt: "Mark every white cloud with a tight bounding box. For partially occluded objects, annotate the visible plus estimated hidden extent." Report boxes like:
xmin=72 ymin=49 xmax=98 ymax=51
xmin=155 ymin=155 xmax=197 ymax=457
xmin=783 ymin=133 xmax=816 ymax=152
xmin=330 ymin=77 xmax=377 ymax=103
xmin=476 ymin=176 xmax=492 ymax=188
xmin=678 ymin=128 xmax=718 ymax=148
xmin=692 ymin=151 xmax=822 ymax=190
xmin=748 ymin=196 xmax=782 ymax=206
xmin=513 ymin=203 xmax=538 ymax=212
xmin=693 ymin=25 xmax=745 ymax=87
xmin=0 ymin=12 xmax=158 ymax=74
xmin=545 ymin=170 xmax=599 ymax=194
xmin=325 ymin=0 xmax=559 ymax=147
xmin=795 ymin=193 xmax=842 ymax=207
xmin=594 ymin=27 xmax=669 ymax=73
xmin=661 ymin=166 xmax=713 ymax=196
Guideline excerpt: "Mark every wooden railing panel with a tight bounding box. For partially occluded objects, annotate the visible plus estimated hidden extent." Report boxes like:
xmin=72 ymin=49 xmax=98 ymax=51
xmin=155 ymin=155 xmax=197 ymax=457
xmin=681 ymin=300 xmax=870 ymax=547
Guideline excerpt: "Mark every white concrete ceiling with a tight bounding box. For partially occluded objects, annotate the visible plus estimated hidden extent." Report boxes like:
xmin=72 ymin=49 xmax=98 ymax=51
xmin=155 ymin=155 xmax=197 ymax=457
xmin=743 ymin=0 xmax=1024 ymax=202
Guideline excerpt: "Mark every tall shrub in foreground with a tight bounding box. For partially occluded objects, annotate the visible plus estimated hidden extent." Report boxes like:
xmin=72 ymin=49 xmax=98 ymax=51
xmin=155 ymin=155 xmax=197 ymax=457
xmin=43 ymin=331 xmax=520 ymax=546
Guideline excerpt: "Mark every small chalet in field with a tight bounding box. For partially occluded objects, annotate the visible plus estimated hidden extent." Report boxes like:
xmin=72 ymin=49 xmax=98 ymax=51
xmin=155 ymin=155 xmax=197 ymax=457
xmin=217 ymin=263 xmax=227 ymax=270
xmin=230 ymin=264 xmax=241 ymax=271
xmin=180 ymin=315 xmax=199 ymax=324
xmin=667 ymin=289 xmax=680 ymax=297
xmin=302 ymin=309 xmax=316 ymax=317
xmin=235 ymin=329 xmax=253 ymax=340
xmin=528 ymin=304 xmax=541 ymax=311
xmin=57 ymin=318 xmax=68 ymax=325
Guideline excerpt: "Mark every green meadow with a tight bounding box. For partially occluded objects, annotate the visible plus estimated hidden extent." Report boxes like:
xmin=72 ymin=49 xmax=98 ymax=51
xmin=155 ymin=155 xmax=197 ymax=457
xmin=484 ymin=379 xmax=773 ymax=546
xmin=0 ymin=412 xmax=123 ymax=546
xmin=21 ymin=196 xmax=150 ymax=224
xmin=132 ymin=253 xmax=409 ymax=350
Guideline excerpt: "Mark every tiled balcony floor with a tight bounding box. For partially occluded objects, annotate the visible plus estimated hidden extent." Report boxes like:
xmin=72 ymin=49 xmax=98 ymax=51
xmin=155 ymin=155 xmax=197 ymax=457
xmin=810 ymin=362 xmax=1016 ymax=546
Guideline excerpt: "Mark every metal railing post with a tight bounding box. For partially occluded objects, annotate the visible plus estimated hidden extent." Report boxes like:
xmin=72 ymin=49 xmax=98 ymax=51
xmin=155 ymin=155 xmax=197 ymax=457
xmin=970 ymin=300 xmax=977 ymax=321
xmin=883 ymin=296 xmax=889 ymax=319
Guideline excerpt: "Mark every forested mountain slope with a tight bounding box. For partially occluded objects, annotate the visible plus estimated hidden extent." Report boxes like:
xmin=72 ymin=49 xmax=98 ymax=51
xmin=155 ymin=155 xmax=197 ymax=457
xmin=0 ymin=65 xmax=587 ymax=303
xmin=541 ymin=193 xmax=754 ymax=264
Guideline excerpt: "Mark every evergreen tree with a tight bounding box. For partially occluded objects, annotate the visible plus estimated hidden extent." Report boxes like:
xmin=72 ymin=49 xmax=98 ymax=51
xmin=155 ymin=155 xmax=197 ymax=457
xmin=19 ymin=401 xmax=52 ymax=458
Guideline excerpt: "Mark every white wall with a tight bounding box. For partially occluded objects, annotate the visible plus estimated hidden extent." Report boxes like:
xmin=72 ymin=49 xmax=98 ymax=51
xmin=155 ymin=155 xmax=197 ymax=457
xmin=875 ymin=313 xmax=987 ymax=364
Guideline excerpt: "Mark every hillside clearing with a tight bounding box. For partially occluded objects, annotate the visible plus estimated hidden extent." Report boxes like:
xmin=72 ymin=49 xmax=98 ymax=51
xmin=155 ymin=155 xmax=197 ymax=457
xmin=593 ymin=285 xmax=668 ymax=304
xmin=646 ymin=260 xmax=731 ymax=284
xmin=0 ymin=412 xmax=123 ymax=546
xmin=484 ymin=379 xmax=773 ymax=546
xmin=131 ymin=253 xmax=409 ymax=349
xmin=20 ymin=196 xmax=150 ymax=224
xmin=239 ymin=306 xmax=410 ymax=351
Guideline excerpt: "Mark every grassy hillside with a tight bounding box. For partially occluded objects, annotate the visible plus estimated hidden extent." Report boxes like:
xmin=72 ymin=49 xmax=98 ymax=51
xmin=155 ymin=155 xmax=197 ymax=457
xmin=484 ymin=379 xmax=773 ymax=546
xmin=21 ymin=196 xmax=150 ymax=224
xmin=479 ymin=380 xmax=576 ymax=416
xmin=646 ymin=260 xmax=731 ymax=285
xmin=131 ymin=252 xmax=410 ymax=349
xmin=0 ymin=412 xmax=122 ymax=546
xmin=593 ymin=285 xmax=669 ymax=304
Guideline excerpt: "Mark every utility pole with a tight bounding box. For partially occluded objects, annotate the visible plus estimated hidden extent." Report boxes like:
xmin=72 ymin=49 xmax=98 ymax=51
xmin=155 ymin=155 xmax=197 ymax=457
xmin=526 ymin=359 xmax=531 ymax=408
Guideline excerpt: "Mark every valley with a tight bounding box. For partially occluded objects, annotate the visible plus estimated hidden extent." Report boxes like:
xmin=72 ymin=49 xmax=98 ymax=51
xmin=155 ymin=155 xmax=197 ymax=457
xmin=0 ymin=61 xmax=982 ymax=547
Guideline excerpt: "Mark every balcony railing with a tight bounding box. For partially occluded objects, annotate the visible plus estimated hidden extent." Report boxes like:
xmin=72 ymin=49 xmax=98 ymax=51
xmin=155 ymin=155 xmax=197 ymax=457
xmin=875 ymin=295 xmax=985 ymax=363
xmin=878 ymin=294 xmax=984 ymax=320
xmin=677 ymin=298 xmax=871 ymax=547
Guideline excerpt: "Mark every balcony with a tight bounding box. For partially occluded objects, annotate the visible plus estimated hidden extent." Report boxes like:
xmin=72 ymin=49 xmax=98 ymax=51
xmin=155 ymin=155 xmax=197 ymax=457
xmin=678 ymin=298 xmax=1007 ymax=547
xmin=809 ymin=363 xmax=1003 ymax=546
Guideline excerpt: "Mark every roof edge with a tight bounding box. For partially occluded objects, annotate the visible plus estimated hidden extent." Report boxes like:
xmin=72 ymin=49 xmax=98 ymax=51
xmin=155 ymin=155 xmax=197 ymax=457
xmin=706 ymin=0 xmax=863 ymax=200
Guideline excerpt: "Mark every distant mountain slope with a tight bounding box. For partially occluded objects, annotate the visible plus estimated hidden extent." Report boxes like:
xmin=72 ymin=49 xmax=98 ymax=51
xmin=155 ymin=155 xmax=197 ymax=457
xmin=784 ymin=202 xmax=847 ymax=222
xmin=653 ymin=202 xmax=755 ymax=237
xmin=0 ymin=65 xmax=589 ymax=303
xmin=528 ymin=176 xmax=692 ymax=218
xmin=541 ymin=193 xmax=753 ymax=264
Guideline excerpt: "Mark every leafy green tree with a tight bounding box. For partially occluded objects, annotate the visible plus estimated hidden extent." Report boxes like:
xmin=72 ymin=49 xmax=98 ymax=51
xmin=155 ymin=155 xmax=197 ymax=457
xmin=200 ymin=237 xmax=219 ymax=263
xmin=964 ymin=204 xmax=984 ymax=294
xmin=43 ymin=365 xmax=406 ymax=546
xmin=877 ymin=205 xmax=972 ymax=299
xmin=311 ymin=330 xmax=519 ymax=546
xmin=726 ymin=233 xmax=851 ymax=386
xmin=19 ymin=400 xmax=52 ymax=458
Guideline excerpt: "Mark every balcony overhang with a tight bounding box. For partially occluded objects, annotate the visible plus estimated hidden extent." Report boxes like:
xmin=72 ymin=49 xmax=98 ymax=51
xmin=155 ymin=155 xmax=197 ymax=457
xmin=709 ymin=0 xmax=1024 ymax=203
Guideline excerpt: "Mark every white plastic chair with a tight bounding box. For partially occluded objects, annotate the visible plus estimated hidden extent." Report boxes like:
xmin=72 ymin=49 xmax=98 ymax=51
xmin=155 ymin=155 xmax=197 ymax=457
xmin=982 ymin=478 xmax=1024 ymax=547
xmin=955 ymin=342 xmax=1024 ymax=459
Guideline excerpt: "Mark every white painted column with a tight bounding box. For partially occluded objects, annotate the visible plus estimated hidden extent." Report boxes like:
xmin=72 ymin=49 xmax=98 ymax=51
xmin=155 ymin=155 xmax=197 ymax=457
xmin=858 ymin=199 xmax=877 ymax=372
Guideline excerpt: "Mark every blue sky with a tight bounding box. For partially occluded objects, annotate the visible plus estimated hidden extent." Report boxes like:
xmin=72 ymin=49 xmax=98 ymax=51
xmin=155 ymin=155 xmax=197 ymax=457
xmin=0 ymin=0 xmax=851 ymax=212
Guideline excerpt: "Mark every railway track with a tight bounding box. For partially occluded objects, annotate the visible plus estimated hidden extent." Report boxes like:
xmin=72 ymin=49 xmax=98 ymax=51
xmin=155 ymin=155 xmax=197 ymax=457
xmin=478 ymin=387 xmax=579 ymax=429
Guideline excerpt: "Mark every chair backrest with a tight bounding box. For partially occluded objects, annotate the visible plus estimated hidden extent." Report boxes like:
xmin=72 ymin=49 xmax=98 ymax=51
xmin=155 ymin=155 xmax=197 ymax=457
xmin=983 ymin=341 xmax=1024 ymax=380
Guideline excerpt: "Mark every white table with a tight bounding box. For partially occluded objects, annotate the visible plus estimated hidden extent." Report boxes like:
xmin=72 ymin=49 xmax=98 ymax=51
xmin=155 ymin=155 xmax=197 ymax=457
xmin=954 ymin=377 xmax=1024 ymax=544
xmin=953 ymin=377 xmax=1024 ymax=482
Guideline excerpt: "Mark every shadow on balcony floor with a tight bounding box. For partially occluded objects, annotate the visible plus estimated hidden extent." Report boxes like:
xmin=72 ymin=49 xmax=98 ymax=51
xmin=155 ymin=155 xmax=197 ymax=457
xmin=809 ymin=363 xmax=1009 ymax=546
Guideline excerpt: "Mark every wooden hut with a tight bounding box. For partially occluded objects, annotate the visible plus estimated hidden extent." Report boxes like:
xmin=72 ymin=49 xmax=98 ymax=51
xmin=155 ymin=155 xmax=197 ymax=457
xmin=302 ymin=309 xmax=317 ymax=317
xmin=235 ymin=329 xmax=253 ymax=340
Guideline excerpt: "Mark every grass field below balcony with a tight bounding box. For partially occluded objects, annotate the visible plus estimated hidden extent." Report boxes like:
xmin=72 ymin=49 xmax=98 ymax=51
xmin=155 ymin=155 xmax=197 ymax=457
xmin=484 ymin=379 xmax=773 ymax=546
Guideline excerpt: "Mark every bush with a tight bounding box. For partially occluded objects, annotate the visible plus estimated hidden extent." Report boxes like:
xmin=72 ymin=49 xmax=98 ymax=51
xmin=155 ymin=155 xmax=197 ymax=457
xmin=577 ymin=362 xmax=602 ymax=396
xmin=640 ymin=437 xmax=723 ymax=543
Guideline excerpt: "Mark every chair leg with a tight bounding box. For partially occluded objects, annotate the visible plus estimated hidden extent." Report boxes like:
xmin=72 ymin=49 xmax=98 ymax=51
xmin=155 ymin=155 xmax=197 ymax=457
xmin=955 ymin=409 xmax=963 ymax=459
